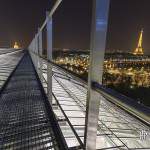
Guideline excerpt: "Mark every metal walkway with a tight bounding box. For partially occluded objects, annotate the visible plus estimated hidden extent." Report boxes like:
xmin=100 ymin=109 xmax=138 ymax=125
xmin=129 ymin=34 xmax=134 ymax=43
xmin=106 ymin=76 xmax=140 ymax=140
xmin=0 ymin=53 xmax=67 ymax=150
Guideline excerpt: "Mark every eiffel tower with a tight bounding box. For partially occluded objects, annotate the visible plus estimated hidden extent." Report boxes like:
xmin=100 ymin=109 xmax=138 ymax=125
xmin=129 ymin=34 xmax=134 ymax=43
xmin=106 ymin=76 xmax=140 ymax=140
xmin=133 ymin=29 xmax=144 ymax=55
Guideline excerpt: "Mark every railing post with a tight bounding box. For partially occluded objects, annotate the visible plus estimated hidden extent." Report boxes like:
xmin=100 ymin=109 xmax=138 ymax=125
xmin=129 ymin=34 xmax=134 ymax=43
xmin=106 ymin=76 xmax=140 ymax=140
xmin=46 ymin=11 xmax=53 ymax=104
xmin=29 ymin=39 xmax=34 ymax=62
xmin=84 ymin=0 xmax=110 ymax=149
xmin=35 ymin=34 xmax=39 ymax=72
xmin=32 ymin=38 xmax=36 ymax=67
xmin=38 ymin=28 xmax=43 ymax=81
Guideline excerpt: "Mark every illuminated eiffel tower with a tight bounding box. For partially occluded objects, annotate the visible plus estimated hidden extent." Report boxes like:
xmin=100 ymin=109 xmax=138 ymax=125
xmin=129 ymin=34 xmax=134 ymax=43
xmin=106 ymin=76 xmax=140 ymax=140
xmin=133 ymin=29 xmax=144 ymax=55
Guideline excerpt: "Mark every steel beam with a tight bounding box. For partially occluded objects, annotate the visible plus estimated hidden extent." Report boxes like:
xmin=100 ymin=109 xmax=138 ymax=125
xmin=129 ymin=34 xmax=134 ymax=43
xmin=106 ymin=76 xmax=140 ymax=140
xmin=32 ymin=38 xmax=36 ymax=68
xmin=35 ymin=35 xmax=39 ymax=72
xmin=46 ymin=12 xmax=53 ymax=104
xmin=38 ymin=28 xmax=43 ymax=81
xmin=40 ymin=0 xmax=62 ymax=32
xmin=84 ymin=0 xmax=110 ymax=149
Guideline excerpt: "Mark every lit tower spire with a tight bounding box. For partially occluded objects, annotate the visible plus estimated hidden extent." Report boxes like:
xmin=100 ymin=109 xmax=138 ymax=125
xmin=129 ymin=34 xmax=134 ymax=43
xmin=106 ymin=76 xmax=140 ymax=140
xmin=133 ymin=29 xmax=144 ymax=55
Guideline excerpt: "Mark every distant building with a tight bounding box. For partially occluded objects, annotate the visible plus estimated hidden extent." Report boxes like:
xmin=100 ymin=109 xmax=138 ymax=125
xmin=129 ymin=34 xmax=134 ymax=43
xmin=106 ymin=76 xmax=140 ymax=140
xmin=133 ymin=29 xmax=144 ymax=55
xmin=14 ymin=42 xmax=19 ymax=49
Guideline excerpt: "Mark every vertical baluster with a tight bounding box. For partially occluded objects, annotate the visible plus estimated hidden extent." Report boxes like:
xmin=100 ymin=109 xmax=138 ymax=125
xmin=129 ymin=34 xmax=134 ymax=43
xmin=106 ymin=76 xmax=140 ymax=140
xmin=46 ymin=11 xmax=53 ymax=104
xmin=84 ymin=0 xmax=110 ymax=149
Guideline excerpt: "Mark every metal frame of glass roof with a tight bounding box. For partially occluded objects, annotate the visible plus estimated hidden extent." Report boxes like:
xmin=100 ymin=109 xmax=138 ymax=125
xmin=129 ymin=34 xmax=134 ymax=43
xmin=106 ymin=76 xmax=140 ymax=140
xmin=37 ymin=60 xmax=149 ymax=149
xmin=0 ymin=49 xmax=23 ymax=89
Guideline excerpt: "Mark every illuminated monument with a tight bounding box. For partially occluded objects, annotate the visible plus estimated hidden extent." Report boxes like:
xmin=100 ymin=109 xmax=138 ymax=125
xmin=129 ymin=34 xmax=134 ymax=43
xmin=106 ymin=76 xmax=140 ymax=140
xmin=133 ymin=29 xmax=144 ymax=55
xmin=14 ymin=42 xmax=19 ymax=49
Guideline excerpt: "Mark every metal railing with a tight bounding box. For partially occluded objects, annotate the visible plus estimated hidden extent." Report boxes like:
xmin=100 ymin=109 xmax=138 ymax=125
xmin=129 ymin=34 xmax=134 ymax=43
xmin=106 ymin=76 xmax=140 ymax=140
xmin=28 ymin=50 xmax=150 ymax=149
xmin=28 ymin=0 xmax=150 ymax=149
xmin=31 ymin=51 xmax=150 ymax=125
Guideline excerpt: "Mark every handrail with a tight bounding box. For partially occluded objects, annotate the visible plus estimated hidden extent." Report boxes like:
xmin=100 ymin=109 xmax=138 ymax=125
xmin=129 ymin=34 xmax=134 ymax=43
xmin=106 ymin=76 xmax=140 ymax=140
xmin=39 ymin=0 xmax=62 ymax=32
xmin=30 ymin=50 xmax=150 ymax=125
xmin=28 ymin=0 xmax=62 ymax=47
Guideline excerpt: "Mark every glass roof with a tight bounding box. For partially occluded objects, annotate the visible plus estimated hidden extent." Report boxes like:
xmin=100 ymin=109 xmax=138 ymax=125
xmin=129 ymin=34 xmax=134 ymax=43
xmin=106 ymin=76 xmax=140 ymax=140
xmin=40 ymin=59 xmax=150 ymax=149
xmin=0 ymin=49 xmax=23 ymax=89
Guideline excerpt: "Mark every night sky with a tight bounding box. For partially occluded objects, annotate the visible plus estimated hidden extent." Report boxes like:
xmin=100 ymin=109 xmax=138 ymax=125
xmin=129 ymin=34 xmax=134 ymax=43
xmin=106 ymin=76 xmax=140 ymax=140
xmin=0 ymin=0 xmax=150 ymax=54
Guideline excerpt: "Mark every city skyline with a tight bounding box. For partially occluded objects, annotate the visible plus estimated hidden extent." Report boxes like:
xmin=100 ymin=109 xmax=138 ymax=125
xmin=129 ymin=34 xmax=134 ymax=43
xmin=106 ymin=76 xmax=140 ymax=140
xmin=0 ymin=0 xmax=150 ymax=54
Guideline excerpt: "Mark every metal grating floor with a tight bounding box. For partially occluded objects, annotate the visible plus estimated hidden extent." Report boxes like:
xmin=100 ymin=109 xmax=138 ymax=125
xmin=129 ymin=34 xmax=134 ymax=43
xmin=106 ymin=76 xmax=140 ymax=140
xmin=0 ymin=53 xmax=67 ymax=150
